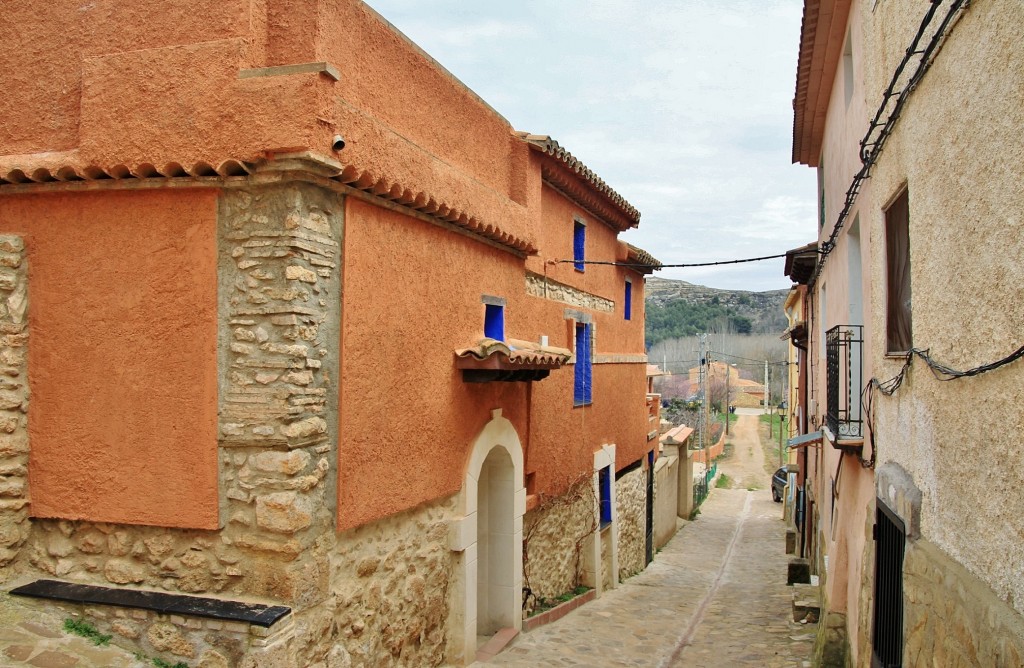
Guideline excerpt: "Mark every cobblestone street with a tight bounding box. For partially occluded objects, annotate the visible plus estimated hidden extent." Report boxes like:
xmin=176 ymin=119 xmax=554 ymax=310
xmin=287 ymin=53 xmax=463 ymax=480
xmin=483 ymin=415 xmax=814 ymax=668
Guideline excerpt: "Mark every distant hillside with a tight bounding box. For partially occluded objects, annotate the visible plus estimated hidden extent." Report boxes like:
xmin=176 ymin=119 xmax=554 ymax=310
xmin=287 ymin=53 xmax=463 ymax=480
xmin=644 ymin=277 xmax=788 ymax=347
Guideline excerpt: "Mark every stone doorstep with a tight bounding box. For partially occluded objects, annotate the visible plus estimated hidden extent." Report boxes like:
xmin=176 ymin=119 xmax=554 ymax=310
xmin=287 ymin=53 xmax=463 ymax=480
xmin=521 ymin=588 xmax=597 ymax=633
xmin=9 ymin=579 xmax=293 ymax=642
xmin=475 ymin=627 xmax=518 ymax=663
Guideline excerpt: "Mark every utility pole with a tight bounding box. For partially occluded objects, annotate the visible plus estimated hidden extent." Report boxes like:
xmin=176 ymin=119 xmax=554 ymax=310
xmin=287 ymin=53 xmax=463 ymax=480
xmin=724 ymin=363 xmax=730 ymax=436
xmin=705 ymin=349 xmax=712 ymax=454
xmin=764 ymin=359 xmax=770 ymax=437
xmin=696 ymin=334 xmax=706 ymax=457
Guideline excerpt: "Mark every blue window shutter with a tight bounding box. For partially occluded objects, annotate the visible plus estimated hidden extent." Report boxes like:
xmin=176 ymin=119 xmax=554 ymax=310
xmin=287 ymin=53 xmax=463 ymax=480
xmin=574 ymin=323 xmax=592 ymax=405
xmin=624 ymin=280 xmax=632 ymax=320
xmin=573 ymin=221 xmax=585 ymax=271
xmin=484 ymin=304 xmax=504 ymax=341
xmin=584 ymin=325 xmax=592 ymax=403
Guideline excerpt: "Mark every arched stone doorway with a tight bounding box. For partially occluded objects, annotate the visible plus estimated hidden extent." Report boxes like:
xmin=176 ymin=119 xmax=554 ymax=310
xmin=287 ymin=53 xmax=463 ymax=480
xmin=477 ymin=446 xmax=515 ymax=636
xmin=448 ymin=409 xmax=524 ymax=664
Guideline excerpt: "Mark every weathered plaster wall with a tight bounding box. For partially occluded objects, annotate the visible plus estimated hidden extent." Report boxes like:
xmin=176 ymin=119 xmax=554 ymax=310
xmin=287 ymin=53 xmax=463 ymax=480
xmin=522 ymin=478 xmax=594 ymax=601
xmin=803 ymin=3 xmax=879 ymax=659
xmin=0 ymin=190 xmax=220 ymax=529
xmin=615 ymin=466 xmax=646 ymax=581
xmin=862 ymin=0 xmax=1024 ymax=619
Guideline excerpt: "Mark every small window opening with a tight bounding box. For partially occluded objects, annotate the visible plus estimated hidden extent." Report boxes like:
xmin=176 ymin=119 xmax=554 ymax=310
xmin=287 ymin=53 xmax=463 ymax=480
xmin=598 ymin=466 xmax=612 ymax=529
xmin=573 ymin=220 xmax=586 ymax=271
xmin=624 ymin=279 xmax=633 ymax=321
xmin=885 ymin=189 xmax=912 ymax=353
xmin=843 ymin=31 xmax=854 ymax=108
xmin=484 ymin=303 xmax=505 ymax=341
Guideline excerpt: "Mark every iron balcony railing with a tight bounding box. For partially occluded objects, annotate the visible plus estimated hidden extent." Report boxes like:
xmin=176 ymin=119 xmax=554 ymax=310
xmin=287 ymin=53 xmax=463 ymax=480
xmin=826 ymin=324 xmax=864 ymax=440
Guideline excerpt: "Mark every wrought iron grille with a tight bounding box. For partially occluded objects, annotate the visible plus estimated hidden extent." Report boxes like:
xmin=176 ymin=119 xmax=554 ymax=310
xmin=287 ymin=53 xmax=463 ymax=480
xmin=872 ymin=501 xmax=906 ymax=668
xmin=826 ymin=325 xmax=864 ymax=439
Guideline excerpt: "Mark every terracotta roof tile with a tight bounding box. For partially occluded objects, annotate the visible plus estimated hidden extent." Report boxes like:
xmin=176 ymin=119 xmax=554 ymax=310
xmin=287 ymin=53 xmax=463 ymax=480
xmin=455 ymin=338 xmax=572 ymax=369
xmin=517 ymin=133 xmax=640 ymax=229
xmin=627 ymin=244 xmax=662 ymax=273
xmin=661 ymin=425 xmax=694 ymax=445
xmin=0 ymin=153 xmax=538 ymax=256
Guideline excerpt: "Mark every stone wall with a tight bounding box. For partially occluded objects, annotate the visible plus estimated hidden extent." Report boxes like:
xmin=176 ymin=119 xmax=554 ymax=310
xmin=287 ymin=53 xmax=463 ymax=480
xmin=615 ymin=467 xmax=646 ymax=581
xmin=0 ymin=236 xmax=28 ymax=575
xmin=525 ymin=272 xmax=614 ymax=313
xmin=330 ymin=496 xmax=456 ymax=668
xmin=215 ymin=180 xmax=341 ymax=614
xmin=522 ymin=478 xmax=595 ymax=600
xmin=901 ymin=538 xmax=1024 ymax=667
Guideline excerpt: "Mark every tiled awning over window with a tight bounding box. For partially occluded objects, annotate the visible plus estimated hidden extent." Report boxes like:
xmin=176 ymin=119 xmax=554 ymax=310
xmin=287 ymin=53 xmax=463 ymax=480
xmin=455 ymin=338 xmax=572 ymax=383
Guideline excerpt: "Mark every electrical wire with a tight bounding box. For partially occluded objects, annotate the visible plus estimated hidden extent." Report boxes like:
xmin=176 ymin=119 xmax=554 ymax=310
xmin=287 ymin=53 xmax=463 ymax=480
xmin=554 ymin=252 xmax=790 ymax=270
xmin=859 ymin=342 xmax=1024 ymax=469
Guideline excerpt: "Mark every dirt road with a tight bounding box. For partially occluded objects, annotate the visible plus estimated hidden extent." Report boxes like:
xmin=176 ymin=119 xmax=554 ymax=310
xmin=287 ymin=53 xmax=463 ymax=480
xmin=719 ymin=413 xmax=770 ymax=491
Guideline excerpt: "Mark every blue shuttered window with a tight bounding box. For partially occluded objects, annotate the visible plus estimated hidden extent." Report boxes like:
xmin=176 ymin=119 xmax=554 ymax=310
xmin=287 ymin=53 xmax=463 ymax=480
xmin=484 ymin=303 xmax=505 ymax=341
xmin=573 ymin=221 xmax=586 ymax=271
xmin=574 ymin=323 xmax=592 ymax=405
xmin=624 ymin=279 xmax=632 ymax=320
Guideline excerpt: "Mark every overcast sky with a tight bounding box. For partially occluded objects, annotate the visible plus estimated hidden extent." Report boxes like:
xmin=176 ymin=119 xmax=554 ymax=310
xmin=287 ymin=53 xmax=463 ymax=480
xmin=364 ymin=0 xmax=817 ymax=292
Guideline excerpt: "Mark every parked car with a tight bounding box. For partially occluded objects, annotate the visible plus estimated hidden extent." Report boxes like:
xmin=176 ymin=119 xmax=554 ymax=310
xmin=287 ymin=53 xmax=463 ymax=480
xmin=771 ymin=466 xmax=787 ymax=502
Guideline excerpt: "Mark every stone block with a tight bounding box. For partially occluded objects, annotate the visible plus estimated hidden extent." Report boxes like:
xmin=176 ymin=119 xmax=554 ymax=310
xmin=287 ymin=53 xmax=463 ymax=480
xmin=285 ymin=266 xmax=317 ymax=284
xmin=256 ymin=492 xmax=313 ymax=534
xmin=253 ymin=450 xmax=310 ymax=475
xmin=147 ymin=621 xmax=196 ymax=658
xmin=787 ymin=558 xmax=811 ymax=585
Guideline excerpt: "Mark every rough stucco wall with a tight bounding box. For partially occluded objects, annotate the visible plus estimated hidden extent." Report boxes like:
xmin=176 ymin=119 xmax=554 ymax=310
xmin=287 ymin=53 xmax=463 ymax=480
xmin=863 ymin=0 xmax=1024 ymax=617
xmin=330 ymin=496 xmax=456 ymax=668
xmin=0 ymin=1 xmax=252 ymax=155
xmin=0 ymin=190 xmax=220 ymax=529
xmin=339 ymin=197 xmax=529 ymax=531
xmin=615 ymin=467 xmax=646 ymax=581
xmin=522 ymin=478 xmax=595 ymax=600
xmin=340 ymin=195 xmax=649 ymax=530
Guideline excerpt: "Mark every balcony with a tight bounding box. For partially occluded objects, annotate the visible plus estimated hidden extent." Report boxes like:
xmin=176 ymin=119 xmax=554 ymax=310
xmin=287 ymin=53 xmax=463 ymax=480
xmin=825 ymin=325 xmax=864 ymax=453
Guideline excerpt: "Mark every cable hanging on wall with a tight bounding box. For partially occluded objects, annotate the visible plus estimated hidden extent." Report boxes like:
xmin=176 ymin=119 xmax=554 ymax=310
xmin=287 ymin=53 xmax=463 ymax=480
xmin=812 ymin=0 xmax=971 ymax=282
xmin=859 ymin=342 xmax=1024 ymax=469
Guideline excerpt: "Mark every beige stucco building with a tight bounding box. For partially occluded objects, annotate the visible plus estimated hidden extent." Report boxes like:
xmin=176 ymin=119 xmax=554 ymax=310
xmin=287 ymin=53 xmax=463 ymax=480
xmin=789 ymin=0 xmax=1024 ymax=665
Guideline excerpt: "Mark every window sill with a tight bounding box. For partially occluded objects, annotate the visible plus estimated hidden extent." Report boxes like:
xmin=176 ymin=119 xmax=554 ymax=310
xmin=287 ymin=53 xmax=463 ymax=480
xmin=573 ymin=401 xmax=593 ymax=408
xmin=599 ymin=521 xmax=612 ymax=533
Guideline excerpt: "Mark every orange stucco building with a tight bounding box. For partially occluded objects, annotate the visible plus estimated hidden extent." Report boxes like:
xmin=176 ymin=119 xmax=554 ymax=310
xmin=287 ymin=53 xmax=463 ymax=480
xmin=0 ymin=2 xmax=660 ymax=665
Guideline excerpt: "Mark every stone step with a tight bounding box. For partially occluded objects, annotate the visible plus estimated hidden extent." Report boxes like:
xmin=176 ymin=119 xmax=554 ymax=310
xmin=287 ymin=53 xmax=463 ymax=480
xmin=791 ymin=583 xmax=820 ymax=623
